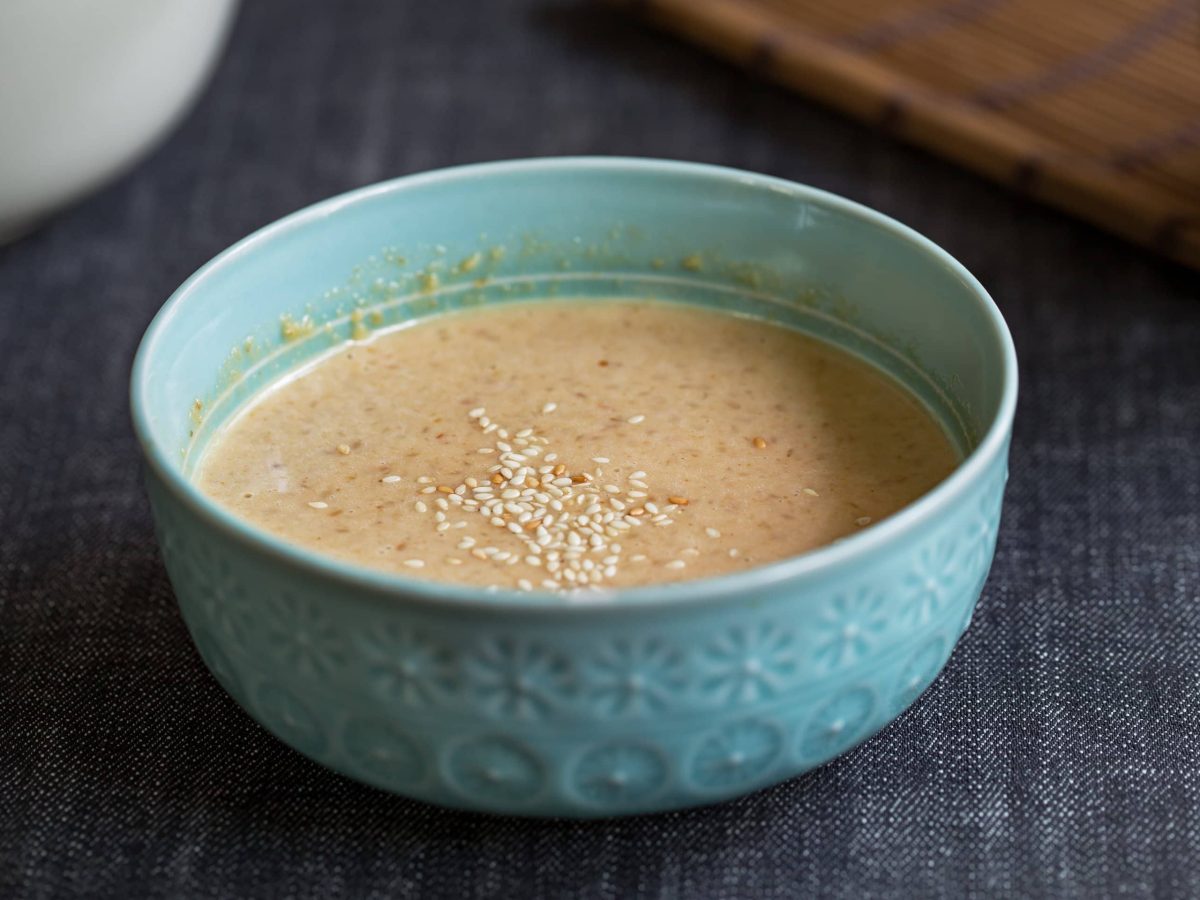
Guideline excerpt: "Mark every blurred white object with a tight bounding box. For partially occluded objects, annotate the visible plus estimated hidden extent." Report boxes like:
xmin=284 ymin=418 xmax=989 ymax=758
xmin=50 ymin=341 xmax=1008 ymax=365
xmin=0 ymin=0 xmax=239 ymax=242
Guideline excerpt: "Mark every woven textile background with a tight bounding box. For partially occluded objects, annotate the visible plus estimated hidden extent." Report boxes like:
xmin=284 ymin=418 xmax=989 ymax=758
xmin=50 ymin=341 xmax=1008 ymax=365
xmin=2 ymin=1 xmax=1199 ymax=897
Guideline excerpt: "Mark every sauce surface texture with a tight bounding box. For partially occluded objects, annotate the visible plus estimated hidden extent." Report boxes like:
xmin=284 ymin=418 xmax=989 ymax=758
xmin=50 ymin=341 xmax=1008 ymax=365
xmin=197 ymin=301 xmax=958 ymax=592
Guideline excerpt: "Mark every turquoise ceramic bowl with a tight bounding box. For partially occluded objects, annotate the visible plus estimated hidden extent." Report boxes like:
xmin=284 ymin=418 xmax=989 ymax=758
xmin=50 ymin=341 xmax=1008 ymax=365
xmin=131 ymin=158 xmax=1016 ymax=818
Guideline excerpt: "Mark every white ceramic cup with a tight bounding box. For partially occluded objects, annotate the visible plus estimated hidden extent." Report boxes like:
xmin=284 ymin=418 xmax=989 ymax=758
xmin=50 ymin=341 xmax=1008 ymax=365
xmin=0 ymin=0 xmax=240 ymax=242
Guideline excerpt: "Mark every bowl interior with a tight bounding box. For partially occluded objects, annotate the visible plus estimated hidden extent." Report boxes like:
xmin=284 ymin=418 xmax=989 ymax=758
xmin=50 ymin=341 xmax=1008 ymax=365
xmin=133 ymin=158 xmax=1014 ymax=595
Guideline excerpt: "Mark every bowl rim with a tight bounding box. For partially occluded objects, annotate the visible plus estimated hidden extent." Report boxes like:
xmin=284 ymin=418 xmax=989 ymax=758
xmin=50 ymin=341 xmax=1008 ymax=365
xmin=130 ymin=156 xmax=1018 ymax=613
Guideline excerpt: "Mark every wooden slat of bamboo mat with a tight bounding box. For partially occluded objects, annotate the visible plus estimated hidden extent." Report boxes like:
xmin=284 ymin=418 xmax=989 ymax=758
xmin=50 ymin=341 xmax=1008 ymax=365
xmin=616 ymin=0 xmax=1200 ymax=269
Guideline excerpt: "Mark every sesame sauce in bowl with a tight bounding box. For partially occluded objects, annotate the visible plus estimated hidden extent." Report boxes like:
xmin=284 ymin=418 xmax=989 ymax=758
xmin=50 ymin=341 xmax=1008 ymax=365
xmin=196 ymin=300 xmax=959 ymax=595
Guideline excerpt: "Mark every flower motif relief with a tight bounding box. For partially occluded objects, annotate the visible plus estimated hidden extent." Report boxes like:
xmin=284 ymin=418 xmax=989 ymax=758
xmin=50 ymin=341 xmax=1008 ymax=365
xmin=192 ymin=552 xmax=255 ymax=653
xmin=689 ymin=719 xmax=784 ymax=790
xmin=447 ymin=736 xmax=544 ymax=802
xmin=584 ymin=638 xmax=686 ymax=717
xmin=342 ymin=717 xmax=425 ymax=785
xmin=571 ymin=742 xmax=670 ymax=807
xmin=362 ymin=624 xmax=457 ymax=707
xmin=152 ymin=505 xmax=183 ymax=572
xmin=813 ymin=589 xmax=889 ymax=670
xmin=254 ymin=683 xmax=326 ymax=757
xmin=892 ymin=636 xmax=948 ymax=713
xmin=466 ymin=638 xmax=573 ymax=720
xmin=264 ymin=592 xmax=345 ymax=681
xmin=901 ymin=537 xmax=961 ymax=627
xmin=191 ymin=627 xmax=242 ymax=699
xmin=798 ymin=687 xmax=877 ymax=763
xmin=700 ymin=622 xmax=798 ymax=704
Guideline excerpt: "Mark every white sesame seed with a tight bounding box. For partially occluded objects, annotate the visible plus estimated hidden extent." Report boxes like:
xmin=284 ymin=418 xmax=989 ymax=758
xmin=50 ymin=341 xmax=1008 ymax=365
xmin=436 ymin=522 xmax=450 ymax=532
xmin=478 ymin=447 xmax=495 ymax=454
xmin=525 ymin=555 xmax=542 ymax=567
xmin=307 ymin=501 xmax=328 ymax=509
xmin=705 ymin=527 xmax=721 ymax=538
xmin=856 ymin=516 xmax=872 ymax=526
xmin=544 ymin=453 xmax=558 ymax=462
xmin=628 ymin=490 xmax=647 ymax=498
xmin=435 ymin=498 xmax=449 ymax=511
xmin=629 ymin=479 xmax=649 ymax=490
xmin=592 ymin=457 xmax=610 ymax=464
xmin=434 ymin=511 xmax=446 ymax=523
xmin=542 ymin=402 xmax=557 ymax=414
xmin=803 ymin=487 xmax=820 ymax=497
xmin=414 ymin=500 xmax=428 ymax=513
xmin=417 ymin=476 xmax=433 ymax=484
xmin=381 ymin=475 xmax=402 ymax=483
xmin=630 ymin=554 xmax=647 ymax=562
xmin=682 ymin=547 xmax=699 ymax=556
xmin=420 ymin=486 xmax=436 ymax=494
xmin=483 ymin=423 xmax=498 ymax=433
xmin=468 ymin=407 xmax=486 ymax=418
xmin=645 ymin=502 xmax=659 ymax=514
xmin=665 ymin=560 xmax=686 ymax=570
xmin=518 ymin=579 xmax=533 ymax=591
xmin=627 ymin=415 xmax=645 ymax=424
xmin=604 ymin=565 xmax=617 ymax=578
xmin=447 ymin=557 xmax=463 ymax=566
xmin=729 ymin=548 xmax=740 ymax=557
xmin=403 ymin=559 xmax=425 ymax=568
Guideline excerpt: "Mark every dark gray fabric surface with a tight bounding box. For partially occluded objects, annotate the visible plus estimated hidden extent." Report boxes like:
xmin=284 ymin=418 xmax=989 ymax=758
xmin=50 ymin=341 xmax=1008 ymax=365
xmin=2 ymin=1 xmax=1199 ymax=897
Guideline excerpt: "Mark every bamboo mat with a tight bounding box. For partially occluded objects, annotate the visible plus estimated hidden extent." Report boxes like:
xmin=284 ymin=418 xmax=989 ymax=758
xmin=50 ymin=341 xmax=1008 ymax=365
xmin=616 ymin=0 xmax=1200 ymax=269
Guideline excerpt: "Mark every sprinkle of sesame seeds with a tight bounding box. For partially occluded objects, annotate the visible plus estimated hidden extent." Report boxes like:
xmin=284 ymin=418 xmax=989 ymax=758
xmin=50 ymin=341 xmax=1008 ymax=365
xmin=856 ymin=516 xmax=872 ymax=526
xmin=307 ymin=501 xmax=328 ymax=509
xmin=381 ymin=475 xmax=402 ymax=483
xmin=403 ymin=559 xmax=425 ymax=568
xmin=627 ymin=415 xmax=645 ymax=424
xmin=752 ymin=436 xmax=767 ymax=449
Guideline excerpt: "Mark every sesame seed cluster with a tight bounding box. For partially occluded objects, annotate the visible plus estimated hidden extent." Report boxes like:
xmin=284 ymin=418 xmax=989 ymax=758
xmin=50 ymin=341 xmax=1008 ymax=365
xmin=397 ymin=405 xmax=722 ymax=593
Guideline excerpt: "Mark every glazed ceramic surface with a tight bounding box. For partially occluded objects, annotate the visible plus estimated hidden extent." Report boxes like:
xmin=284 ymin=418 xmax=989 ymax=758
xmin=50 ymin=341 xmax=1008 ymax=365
xmin=131 ymin=158 xmax=1017 ymax=817
xmin=0 ymin=0 xmax=239 ymax=241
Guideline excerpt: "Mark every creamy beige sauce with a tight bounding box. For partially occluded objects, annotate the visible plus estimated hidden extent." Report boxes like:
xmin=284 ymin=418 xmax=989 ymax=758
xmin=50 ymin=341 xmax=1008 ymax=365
xmin=196 ymin=301 xmax=958 ymax=592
